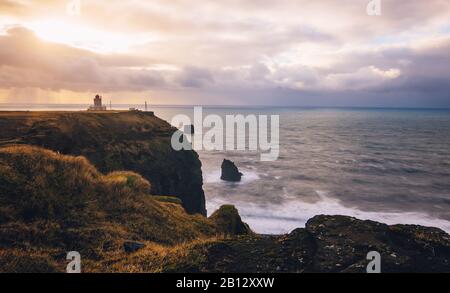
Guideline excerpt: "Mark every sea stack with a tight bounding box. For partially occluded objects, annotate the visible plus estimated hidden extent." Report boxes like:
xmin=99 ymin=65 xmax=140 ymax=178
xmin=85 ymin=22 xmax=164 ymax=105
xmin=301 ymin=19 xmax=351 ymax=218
xmin=221 ymin=159 xmax=243 ymax=182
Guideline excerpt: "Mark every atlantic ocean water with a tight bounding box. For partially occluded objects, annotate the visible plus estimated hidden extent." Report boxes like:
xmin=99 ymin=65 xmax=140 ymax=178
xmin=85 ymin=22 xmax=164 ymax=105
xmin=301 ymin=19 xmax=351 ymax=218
xmin=2 ymin=104 xmax=449 ymax=234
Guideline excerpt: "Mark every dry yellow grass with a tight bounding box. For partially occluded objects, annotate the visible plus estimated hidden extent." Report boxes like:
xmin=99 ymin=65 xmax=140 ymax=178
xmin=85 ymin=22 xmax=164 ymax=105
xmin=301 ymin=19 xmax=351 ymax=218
xmin=0 ymin=110 xmax=206 ymax=215
xmin=94 ymin=237 xmax=222 ymax=273
xmin=0 ymin=145 xmax=255 ymax=272
xmin=0 ymin=145 xmax=224 ymax=272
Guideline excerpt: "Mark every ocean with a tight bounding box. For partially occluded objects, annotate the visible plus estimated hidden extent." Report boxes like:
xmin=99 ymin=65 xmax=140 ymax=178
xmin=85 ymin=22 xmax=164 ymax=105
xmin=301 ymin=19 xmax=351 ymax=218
xmin=1 ymin=104 xmax=449 ymax=234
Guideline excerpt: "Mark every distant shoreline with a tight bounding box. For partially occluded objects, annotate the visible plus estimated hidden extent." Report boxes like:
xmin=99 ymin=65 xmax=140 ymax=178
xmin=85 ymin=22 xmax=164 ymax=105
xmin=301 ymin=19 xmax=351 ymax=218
xmin=1 ymin=103 xmax=450 ymax=111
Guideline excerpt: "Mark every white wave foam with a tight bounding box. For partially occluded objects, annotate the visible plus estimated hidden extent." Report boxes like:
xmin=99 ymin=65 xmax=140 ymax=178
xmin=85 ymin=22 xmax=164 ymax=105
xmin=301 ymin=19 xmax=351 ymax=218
xmin=206 ymin=191 xmax=450 ymax=235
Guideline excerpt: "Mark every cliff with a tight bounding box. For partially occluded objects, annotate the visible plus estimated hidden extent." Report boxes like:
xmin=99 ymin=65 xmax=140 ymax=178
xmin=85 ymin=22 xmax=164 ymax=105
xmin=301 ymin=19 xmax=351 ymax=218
xmin=0 ymin=111 xmax=205 ymax=215
xmin=0 ymin=146 xmax=248 ymax=272
xmin=0 ymin=112 xmax=448 ymax=273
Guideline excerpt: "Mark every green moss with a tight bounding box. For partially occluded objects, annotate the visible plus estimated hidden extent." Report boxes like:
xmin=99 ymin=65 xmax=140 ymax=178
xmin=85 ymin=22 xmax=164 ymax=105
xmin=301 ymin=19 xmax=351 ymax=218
xmin=209 ymin=205 xmax=253 ymax=236
xmin=153 ymin=196 xmax=183 ymax=205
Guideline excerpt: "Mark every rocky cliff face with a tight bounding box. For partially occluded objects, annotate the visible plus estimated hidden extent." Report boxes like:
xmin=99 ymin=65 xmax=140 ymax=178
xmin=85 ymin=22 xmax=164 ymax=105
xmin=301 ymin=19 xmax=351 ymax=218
xmin=168 ymin=215 xmax=450 ymax=273
xmin=0 ymin=111 xmax=206 ymax=215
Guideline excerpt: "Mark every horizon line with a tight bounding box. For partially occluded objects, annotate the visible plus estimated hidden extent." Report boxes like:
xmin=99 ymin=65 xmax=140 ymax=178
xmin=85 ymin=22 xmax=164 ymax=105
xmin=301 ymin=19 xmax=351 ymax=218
xmin=0 ymin=103 xmax=450 ymax=111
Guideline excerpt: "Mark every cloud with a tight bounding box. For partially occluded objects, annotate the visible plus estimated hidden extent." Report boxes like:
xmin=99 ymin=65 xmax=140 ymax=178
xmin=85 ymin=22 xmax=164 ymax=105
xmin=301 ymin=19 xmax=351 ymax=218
xmin=0 ymin=27 xmax=167 ymax=92
xmin=324 ymin=66 xmax=401 ymax=90
xmin=175 ymin=66 xmax=215 ymax=88
xmin=0 ymin=1 xmax=449 ymax=106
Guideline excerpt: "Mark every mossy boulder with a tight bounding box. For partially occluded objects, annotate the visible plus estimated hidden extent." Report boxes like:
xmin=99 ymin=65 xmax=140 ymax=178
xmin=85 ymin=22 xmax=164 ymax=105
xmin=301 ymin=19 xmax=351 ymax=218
xmin=209 ymin=205 xmax=252 ymax=236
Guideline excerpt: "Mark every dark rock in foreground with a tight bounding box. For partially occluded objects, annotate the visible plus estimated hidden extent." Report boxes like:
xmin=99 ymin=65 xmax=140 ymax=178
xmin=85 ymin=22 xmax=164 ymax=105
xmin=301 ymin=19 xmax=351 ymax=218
xmin=123 ymin=241 xmax=145 ymax=253
xmin=171 ymin=215 xmax=450 ymax=273
xmin=221 ymin=159 xmax=243 ymax=182
xmin=305 ymin=215 xmax=450 ymax=273
xmin=209 ymin=205 xmax=253 ymax=236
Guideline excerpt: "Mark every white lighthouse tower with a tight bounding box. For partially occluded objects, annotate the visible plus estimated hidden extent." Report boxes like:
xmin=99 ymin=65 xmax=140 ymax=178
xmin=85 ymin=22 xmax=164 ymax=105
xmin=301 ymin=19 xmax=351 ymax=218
xmin=88 ymin=94 xmax=107 ymax=111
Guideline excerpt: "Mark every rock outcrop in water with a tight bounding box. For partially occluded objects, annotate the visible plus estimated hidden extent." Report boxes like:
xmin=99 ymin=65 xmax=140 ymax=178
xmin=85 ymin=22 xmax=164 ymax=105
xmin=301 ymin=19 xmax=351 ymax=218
xmin=220 ymin=159 xmax=243 ymax=182
xmin=0 ymin=111 xmax=206 ymax=215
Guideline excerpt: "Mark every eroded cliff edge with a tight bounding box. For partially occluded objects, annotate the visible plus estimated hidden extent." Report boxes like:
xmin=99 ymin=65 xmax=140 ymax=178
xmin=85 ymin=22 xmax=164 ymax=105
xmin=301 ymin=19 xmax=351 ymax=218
xmin=0 ymin=111 xmax=449 ymax=273
xmin=0 ymin=111 xmax=206 ymax=215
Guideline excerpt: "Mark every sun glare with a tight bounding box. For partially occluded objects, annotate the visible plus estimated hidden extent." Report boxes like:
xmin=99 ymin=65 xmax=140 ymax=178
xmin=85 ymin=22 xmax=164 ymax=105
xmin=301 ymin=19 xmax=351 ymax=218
xmin=27 ymin=19 xmax=156 ymax=53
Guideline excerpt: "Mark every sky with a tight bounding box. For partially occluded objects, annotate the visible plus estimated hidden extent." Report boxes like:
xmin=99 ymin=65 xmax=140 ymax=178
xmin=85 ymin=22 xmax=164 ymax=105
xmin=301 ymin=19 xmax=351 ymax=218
xmin=0 ymin=0 xmax=449 ymax=107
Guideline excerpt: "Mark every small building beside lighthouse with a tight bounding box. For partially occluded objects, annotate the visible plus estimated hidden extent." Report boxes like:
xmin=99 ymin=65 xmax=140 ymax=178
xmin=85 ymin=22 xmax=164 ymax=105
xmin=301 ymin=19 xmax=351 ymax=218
xmin=88 ymin=95 xmax=107 ymax=111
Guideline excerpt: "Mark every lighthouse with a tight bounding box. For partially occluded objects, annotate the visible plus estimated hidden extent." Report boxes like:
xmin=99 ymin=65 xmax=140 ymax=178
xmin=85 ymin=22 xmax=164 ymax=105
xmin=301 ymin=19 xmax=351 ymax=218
xmin=88 ymin=95 xmax=107 ymax=111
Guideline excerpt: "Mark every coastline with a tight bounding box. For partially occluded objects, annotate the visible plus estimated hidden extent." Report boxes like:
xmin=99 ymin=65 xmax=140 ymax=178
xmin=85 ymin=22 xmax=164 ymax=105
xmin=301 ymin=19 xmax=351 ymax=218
xmin=0 ymin=110 xmax=448 ymax=273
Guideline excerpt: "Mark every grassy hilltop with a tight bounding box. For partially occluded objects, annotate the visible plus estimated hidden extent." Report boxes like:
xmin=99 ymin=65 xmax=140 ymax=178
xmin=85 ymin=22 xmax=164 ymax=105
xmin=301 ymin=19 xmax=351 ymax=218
xmin=0 ymin=145 xmax=251 ymax=272
xmin=0 ymin=111 xmax=206 ymax=215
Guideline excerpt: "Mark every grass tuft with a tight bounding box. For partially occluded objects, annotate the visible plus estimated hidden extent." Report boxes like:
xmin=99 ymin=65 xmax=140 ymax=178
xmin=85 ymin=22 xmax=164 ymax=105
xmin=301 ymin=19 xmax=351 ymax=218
xmin=0 ymin=145 xmax=227 ymax=272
